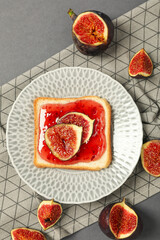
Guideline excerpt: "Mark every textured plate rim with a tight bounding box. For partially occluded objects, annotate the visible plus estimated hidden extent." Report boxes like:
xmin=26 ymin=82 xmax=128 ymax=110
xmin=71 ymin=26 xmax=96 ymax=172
xmin=6 ymin=67 xmax=143 ymax=204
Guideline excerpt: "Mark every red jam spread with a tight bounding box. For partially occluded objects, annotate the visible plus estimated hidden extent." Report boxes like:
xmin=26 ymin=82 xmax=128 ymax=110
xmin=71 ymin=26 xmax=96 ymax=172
xmin=38 ymin=99 xmax=106 ymax=165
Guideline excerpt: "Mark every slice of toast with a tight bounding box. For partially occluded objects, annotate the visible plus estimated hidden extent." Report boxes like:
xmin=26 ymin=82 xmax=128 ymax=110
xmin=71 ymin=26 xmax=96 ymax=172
xmin=34 ymin=96 xmax=112 ymax=171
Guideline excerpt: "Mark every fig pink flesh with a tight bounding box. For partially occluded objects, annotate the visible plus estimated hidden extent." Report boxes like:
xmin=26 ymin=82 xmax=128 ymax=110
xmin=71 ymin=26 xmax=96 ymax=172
xmin=73 ymin=12 xmax=106 ymax=44
xmin=109 ymin=205 xmax=137 ymax=238
xmin=38 ymin=203 xmax=62 ymax=229
xmin=45 ymin=124 xmax=82 ymax=160
xmin=143 ymin=141 xmax=160 ymax=176
xmin=58 ymin=112 xmax=93 ymax=143
xmin=12 ymin=228 xmax=45 ymax=240
xmin=129 ymin=49 xmax=153 ymax=76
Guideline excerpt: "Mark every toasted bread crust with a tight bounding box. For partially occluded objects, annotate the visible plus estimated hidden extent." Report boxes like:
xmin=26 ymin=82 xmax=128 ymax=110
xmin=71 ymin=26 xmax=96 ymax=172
xmin=34 ymin=96 xmax=112 ymax=171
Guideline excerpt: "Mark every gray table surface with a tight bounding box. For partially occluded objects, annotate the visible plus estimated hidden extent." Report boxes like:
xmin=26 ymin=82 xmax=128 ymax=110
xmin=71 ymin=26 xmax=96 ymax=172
xmin=0 ymin=0 xmax=159 ymax=240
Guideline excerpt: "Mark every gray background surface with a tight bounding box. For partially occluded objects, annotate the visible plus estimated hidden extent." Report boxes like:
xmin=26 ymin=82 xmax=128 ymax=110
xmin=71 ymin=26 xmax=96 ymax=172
xmin=0 ymin=0 xmax=147 ymax=85
xmin=0 ymin=0 xmax=160 ymax=240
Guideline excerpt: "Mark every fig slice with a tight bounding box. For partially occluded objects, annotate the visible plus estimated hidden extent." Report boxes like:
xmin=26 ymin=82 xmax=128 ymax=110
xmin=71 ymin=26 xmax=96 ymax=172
xmin=68 ymin=9 xmax=114 ymax=55
xmin=37 ymin=199 xmax=62 ymax=230
xmin=45 ymin=124 xmax=82 ymax=161
xmin=99 ymin=199 xmax=143 ymax=239
xmin=109 ymin=199 xmax=138 ymax=239
xmin=11 ymin=228 xmax=46 ymax=240
xmin=141 ymin=140 xmax=160 ymax=177
xmin=129 ymin=48 xmax=153 ymax=78
xmin=58 ymin=112 xmax=94 ymax=144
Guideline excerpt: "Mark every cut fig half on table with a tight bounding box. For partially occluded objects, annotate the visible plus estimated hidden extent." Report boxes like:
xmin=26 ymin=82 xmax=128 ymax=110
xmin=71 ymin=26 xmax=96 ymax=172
xmin=99 ymin=198 xmax=143 ymax=239
xmin=129 ymin=48 xmax=153 ymax=78
xmin=11 ymin=228 xmax=46 ymax=240
xmin=141 ymin=140 xmax=160 ymax=177
xmin=58 ymin=112 xmax=94 ymax=144
xmin=37 ymin=199 xmax=62 ymax=230
xmin=68 ymin=9 xmax=114 ymax=55
xmin=45 ymin=124 xmax=82 ymax=160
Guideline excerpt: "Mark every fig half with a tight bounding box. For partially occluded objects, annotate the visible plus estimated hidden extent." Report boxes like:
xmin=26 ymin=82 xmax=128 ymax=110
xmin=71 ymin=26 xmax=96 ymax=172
xmin=129 ymin=48 xmax=153 ymax=78
xmin=45 ymin=124 xmax=82 ymax=161
xmin=68 ymin=9 xmax=114 ymax=55
xmin=99 ymin=199 xmax=143 ymax=239
xmin=58 ymin=112 xmax=94 ymax=144
xmin=37 ymin=200 xmax=62 ymax=230
xmin=141 ymin=140 xmax=160 ymax=177
xmin=11 ymin=228 xmax=46 ymax=240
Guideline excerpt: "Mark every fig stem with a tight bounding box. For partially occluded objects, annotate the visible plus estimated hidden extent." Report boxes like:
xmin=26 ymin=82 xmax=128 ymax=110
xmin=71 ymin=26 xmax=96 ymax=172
xmin=68 ymin=8 xmax=77 ymax=22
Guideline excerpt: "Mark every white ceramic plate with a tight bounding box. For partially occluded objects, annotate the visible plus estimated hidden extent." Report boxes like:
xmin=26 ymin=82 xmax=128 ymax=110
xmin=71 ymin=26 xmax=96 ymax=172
xmin=6 ymin=67 xmax=143 ymax=204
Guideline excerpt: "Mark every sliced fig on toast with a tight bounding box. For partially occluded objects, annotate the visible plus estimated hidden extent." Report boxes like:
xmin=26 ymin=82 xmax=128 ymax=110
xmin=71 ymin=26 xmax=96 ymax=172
xmin=58 ymin=112 xmax=94 ymax=144
xmin=141 ymin=140 xmax=160 ymax=177
xmin=37 ymin=199 xmax=62 ymax=230
xmin=129 ymin=48 xmax=153 ymax=78
xmin=11 ymin=228 xmax=46 ymax=240
xmin=45 ymin=124 xmax=82 ymax=160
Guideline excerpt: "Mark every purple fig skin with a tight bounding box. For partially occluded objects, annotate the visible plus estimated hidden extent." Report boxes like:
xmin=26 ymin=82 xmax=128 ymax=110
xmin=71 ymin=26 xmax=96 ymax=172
xmin=98 ymin=203 xmax=143 ymax=240
xmin=98 ymin=203 xmax=115 ymax=239
xmin=70 ymin=10 xmax=114 ymax=56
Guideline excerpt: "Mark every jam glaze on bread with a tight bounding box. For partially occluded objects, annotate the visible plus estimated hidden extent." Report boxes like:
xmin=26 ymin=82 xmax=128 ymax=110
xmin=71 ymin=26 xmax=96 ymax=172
xmin=34 ymin=96 xmax=112 ymax=171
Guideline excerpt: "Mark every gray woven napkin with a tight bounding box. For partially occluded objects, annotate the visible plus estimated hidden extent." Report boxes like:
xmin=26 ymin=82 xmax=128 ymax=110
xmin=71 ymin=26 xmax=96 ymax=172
xmin=0 ymin=0 xmax=160 ymax=239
